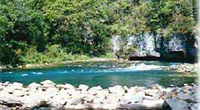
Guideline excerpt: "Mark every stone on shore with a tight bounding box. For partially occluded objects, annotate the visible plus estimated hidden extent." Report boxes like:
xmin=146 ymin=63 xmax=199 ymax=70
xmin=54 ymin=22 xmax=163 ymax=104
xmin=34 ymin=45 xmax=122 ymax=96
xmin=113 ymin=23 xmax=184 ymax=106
xmin=28 ymin=82 xmax=41 ymax=90
xmin=40 ymin=80 xmax=56 ymax=87
xmin=164 ymin=98 xmax=190 ymax=110
xmin=0 ymin=81 xmax=198 ymax=110
xmin=78 ymin=84 xmax=89 ymax=91
xmin=108 ymin=85 xmax=125 ymax=95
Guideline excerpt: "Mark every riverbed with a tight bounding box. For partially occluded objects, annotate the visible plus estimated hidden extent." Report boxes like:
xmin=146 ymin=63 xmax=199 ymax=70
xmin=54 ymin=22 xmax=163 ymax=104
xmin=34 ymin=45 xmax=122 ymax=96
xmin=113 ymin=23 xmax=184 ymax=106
xmin=0 ymin=61 xmax=197 ymax=88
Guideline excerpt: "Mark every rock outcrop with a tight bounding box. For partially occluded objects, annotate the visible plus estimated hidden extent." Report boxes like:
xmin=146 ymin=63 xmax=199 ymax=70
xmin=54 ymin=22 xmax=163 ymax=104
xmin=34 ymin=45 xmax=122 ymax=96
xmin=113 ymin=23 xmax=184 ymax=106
xmin=112 ymin=33 xmax=197 ymax=62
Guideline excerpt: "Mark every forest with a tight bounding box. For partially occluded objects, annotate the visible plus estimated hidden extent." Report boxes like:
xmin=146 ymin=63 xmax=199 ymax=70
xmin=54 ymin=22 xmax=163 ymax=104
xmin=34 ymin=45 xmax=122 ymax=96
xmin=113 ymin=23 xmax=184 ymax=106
xmin=0 ymin=0 xmax=196 ymax=66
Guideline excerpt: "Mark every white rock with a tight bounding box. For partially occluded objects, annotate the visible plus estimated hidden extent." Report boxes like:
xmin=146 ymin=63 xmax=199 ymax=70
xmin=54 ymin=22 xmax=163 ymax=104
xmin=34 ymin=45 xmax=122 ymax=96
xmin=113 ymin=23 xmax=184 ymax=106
xmin=92 ymin=95 xmax=105 ymax=104
xmin=48 ymin=96 xmax=66 ymax=108
xmin=88 ymin=86 xmax=103 ymax=95
xmin=177 ymin=92 xmax=194 ymax=101
xmin=89 ymin=86 xmax=103 ymax=91
xmin=108 ymin=85 xmax=125 ymax=95
xmin=78 ymin=84 xmax=89 ymax=91
xmin=22 ymin=98 xmax=44 ymax=108
xmin=0 ymin=105 xmax=11 ymax=110
xmin=145 ymin=89 xmax=160 ymax=99
xmin=56 ymin=84 xmax=66 ymax=89
xmin=0 ymin=81 xmax=197 ymax=110
xmin=28 ymin=82 xmax=41 ymax=90
xmin=128 ymin=86 xmax=145 ymax=94
xmin=66 ymin=97 xmax=82 ymax=105
xmin=12 ymin=82 xmax=23 ymax=90
xmin=45 ymin=87 xmax=58 ymax=97
xmin=191 ymin=103 xmax=200 ymax=110
xmin=104 ymin=94 xmax=120 ymax=104
xmin=13 ymin=90 xmax=25 ymax=97
xmin=64 ymin=84 xmax=75 ymax=90
xmin=131 ymin=95 xmax=143 ymax=104
xmin=40 ymin=80 xmax=55 ymax=86
xmin=123 ymin=86 xmax=129 ymax=92
xmin=64 ymin=104 xmax=86 ymax=109
xmin=151 ymin=84 xmax=165 ymax=91
xmin=121 ymin=93 xmax=134 ymax=104
xmin=3 ymin=86 xmax=15 ymax=94
xmin=135 ymin=91 xmax=145 ymax=97
xmin=123 ymin=91 xmax=145 ymax=104
xmin=103 ymin=103 xmax=119 ymax=109
xmin=0 ymin=83 xmax=4 ymax=91
xmin=142 ymin=99 xmax=164 ymax=108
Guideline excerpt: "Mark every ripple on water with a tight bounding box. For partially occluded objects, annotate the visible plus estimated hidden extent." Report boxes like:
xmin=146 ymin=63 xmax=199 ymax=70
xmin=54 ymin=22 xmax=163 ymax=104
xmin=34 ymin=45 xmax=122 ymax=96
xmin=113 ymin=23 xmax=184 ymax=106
xmin=59 ymin=71 xmax=68 ymax=73
xmin=32 ymin=72 xmax=43 ymax=75
xmin=21 ymin=74 xmax=28 ymax=76
xmin=125 ymin=63 xmax=164 ymax=71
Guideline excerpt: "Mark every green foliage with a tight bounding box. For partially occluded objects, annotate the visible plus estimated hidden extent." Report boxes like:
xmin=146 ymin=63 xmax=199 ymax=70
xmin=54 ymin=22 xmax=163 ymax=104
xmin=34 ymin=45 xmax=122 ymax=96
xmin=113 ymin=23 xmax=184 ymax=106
xmin=43 ymin=0 xmax=110 ymax=55
xmin=21 ymin=45 xmax=90 ymax=64
xmin=147 ymin=0 xmax=195 ymax=38
xmin=0 ymin=0 xmax=196 ymax=65
xmin=99 ymin=52 xmax=114 ymax=59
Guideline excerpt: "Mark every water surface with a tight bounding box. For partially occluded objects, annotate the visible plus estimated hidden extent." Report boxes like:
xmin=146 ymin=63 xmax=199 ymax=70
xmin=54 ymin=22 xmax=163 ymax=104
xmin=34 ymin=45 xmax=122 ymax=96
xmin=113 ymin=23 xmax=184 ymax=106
xmin=0 ymin=61 xmax=196 ymax=88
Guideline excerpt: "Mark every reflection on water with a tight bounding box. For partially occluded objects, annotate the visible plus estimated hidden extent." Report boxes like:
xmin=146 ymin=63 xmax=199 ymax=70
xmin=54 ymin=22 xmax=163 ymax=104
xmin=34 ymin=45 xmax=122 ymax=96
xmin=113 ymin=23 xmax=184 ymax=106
xmin=0 ymin=61 xmax=197 ymax=88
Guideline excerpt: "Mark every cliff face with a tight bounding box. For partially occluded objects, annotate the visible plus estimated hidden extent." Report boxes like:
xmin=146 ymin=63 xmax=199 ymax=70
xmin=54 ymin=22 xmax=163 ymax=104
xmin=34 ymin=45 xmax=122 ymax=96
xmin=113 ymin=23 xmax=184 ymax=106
xmin=112 ymin=33 xmax=197 ymax=62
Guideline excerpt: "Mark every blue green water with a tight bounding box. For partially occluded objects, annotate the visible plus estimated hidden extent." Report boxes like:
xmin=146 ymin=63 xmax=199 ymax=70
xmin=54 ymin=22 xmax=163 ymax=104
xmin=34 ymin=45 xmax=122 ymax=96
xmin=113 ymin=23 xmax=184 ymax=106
xmin=0 ymin=61 xmax=196 ymax=88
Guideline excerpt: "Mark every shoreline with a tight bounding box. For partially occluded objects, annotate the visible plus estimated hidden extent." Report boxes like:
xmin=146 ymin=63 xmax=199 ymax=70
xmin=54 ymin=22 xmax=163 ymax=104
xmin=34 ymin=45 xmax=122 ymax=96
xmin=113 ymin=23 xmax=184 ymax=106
xmin=0 ymin=80 xmax=198 ymax=110
xmin=0 ymin=58 xmax=125 ymax=71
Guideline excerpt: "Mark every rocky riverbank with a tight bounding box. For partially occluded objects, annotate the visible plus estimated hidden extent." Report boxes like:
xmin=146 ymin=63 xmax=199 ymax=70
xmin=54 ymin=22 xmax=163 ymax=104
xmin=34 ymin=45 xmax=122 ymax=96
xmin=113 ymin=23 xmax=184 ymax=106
xmin=0 ymin=80 xmax=198 ymax=110
xmin=163 ymin=63 xmax=198 ymax=73
xmin=0 ymin=58 xmax=118 ymax=70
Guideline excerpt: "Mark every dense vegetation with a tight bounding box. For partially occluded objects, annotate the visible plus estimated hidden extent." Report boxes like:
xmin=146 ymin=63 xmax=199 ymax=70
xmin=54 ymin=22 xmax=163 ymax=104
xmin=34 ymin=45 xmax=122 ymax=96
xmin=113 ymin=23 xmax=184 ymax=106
xmin=0 ymin=0 xmax=196 ymax=66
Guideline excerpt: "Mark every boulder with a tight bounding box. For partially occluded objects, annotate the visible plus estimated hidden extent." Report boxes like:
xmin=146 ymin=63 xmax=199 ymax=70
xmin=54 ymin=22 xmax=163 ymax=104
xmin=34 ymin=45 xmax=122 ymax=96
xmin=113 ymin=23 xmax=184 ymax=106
xmin=145 ymin=89 xmax=161 ymax=99
xmin=48 ymin=96 xmax=66 ymax=109
xmin=28 ymin=82 xmax=41 ymax=90
xmin=0 ymin=105 xmax=11 ymax=110
xmin=78 ymin=84 xmax=89 ymax=91
xmin=0 ymin=98 xmax=22 ymax=107
xmin=56 ymin=84 xmax=65 ymax=89
xmin=92 ymin=96 xmax=105 ymax=104
xmin=142 ymin=99 xmax=164 ymax=108
xmin=6 ymin=82 xmax=23 ymax=91
xmin=88 ymin=86 xmax=103 ymax=95
xmin=125 ymin=94 xmax=143 ymax=104
xmin=66 ymin=97 xmax=82 ymax=105
xmin=190 ymin=103 xmax=200 ymax=110
xmin=40 ymin=80 xmax=55 ymax=87
xmin=120 ymin=99 xmax=164 ymax=110
xmin=164 ymin=98 xmax=190 ymax=110
xmin=64 ymin=104 xmax=86 ymax=110
xmin=177 ymin=92 xmax=195 ymax=101
xmin=63 ymin=84 xmax=75 ymax=90
xmin=89 ymin=86 xmax=103 ymax=91
xmin=108 ymin=85 xmax=125 ymax=95
xmin=13 ymin=90 xmax=26 ymax=97
xmin=0 ymin=83 xmax=4 ymax=91
xmin=45 ymin=87 xmax=58 ymax=97
xmin=127 ymin=86 xmax=146 ymax=94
